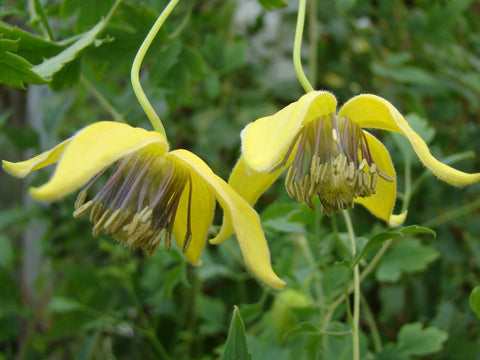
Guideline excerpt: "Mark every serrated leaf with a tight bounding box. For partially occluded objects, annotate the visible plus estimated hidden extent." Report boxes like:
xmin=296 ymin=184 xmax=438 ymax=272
xmin=469 ymin=286 xmax=480 ymax=320
xmin=32 ymin=18 xmax=107 ymax=80
xmin=0 ymin=21 xmax=63 ymax=64
xmin=397 ymin=322 xmax=448 ymax=356
xmin=258 ymin=0 xmax=288 ymax=10
xmin=376 ymin=238 xmax=440 ymax=282
xmin=0 ymin=38 xmax=47 ymax=88
xmin=223 ymin=306 xmax=252 ymax=360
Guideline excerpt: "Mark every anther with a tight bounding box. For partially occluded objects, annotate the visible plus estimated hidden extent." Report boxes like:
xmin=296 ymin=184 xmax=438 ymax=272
xmin=73 ymin=200 xmax=94 ymax=218
xmin=281 ymin=114 xmax=395 ymax=216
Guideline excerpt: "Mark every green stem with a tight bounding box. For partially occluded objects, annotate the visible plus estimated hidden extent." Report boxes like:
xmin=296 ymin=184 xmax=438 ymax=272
xmin=321 ymin=237 xmax=393 ymax=331
xmin=125 ymin=278 xmax=171 ymax=360
xmin=361 ymin=292 xmax=382 ymax=353
xmin=308 ymin=0 xmax=318 ymax=89
xmin=104 ymin=0 xmax=123 ymax=24
xmin=131 ymin=0 xmax=181 ymax=135
xmin=342 ymin=210 xmax=360 ymax=360
xmin=422 ymin=198 xmax=480 ymax=228
xmin=294 ymin=0 xmax=315 ymax=93
xmin=80 ymin=76 xmax=125 ymax=123
xmin=30 ymin=0 xmax=54 ymax=41
xmin=401 ymin=155 xmax=412 ymax=213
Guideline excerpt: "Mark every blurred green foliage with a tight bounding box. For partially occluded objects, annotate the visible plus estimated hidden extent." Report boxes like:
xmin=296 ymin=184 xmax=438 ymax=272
xmin=1 ymin=0 xmax=479 ymax=359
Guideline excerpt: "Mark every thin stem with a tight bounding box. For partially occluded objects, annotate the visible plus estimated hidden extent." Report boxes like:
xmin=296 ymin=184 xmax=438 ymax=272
xmin=308 ymin=0 xmax=318 ymax=89
xmin=361 ymin=292 xmax=382 ymax=353
xmin=342 ymin=210 xmax=360 ymax=360
xmin=401 ymin=156 xmax=412 ymax=213
xmin=321 ymin=237 xmax=394 ymax=330
xmin=30 ymin=0 xmax=54 ymax=41
xmin=297 ymin=234 xmax=324 ymax=307
xmin=131 ymin=0 xmax=181 ymax=135
xmin=104 ymin=0 xmax=123 ymax=24
xmin=125 ymin=277 xmax=172 ymax=360
xmin=80 ymin=76 xmax=125 ymax=123
xmin=294 ymin=0 xmax=315 ymax=93
xmin=423 ymin=198 xmax=480 ymax=228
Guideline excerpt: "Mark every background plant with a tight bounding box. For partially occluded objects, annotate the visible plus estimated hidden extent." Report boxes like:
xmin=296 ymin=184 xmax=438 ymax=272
xmin=1 ymin=0 xmax=479 ymax=359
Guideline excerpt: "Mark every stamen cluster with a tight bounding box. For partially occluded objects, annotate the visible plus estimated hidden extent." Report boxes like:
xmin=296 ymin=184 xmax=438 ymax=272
xmin=73 ymin=153 xmax=193 ymax=255
xmin=275 ymin=115 xmax=393 ymax=216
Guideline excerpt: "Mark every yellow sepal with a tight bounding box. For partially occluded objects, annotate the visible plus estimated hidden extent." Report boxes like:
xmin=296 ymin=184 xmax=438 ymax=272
xmin=242 ymin=91 xmax=337 ymax=172
xmin=169 ymin=149 xmax=286 ymax=289
xmin=354 ymin=131 xmax=406 ymax=226
xmin=211 ymin=157 xmax=284 ymax=245
xmin=168 ymin=153 xmax=216 ymax=266
xmin=29 ymin=122 xmax=169 ymax=201
xmin=339 ymin=94 xmax=480 ymax=186
xmin=2 ymin=139 xmax=71 ymax=178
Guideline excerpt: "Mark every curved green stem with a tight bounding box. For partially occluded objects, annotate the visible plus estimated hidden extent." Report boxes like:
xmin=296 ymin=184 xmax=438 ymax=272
xmin=80 ymin=76 xmax=125 ymax=123
xmin=131 ymin=0 xmax=181 ymax=135
xmin=294 ymin=0 xmax=315 ymax=93
xmin=342 ymin=210 xmax=360 ymax=360
xmin=308 ymin=0 xmax=318 ymax=89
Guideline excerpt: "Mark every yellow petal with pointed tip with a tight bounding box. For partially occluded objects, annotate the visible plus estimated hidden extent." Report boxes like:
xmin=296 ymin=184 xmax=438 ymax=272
xmin=30 ymin=121 xmax=169 ymax=201
xmin=339 ymin=94 xmax=480 ymax=186
xmin=354 ymin=131 xmax=406 ymax=226
xmin=210 ymin=157 xmax=284 ymax=245
xmin=3 ymin=139 xmax=71 ymax=178
xmin=242 ymin=91 xmax=337 ymax=172
xmin=168 ymin=155 xmax=216 ymax=266
xmin=169 ymin=149 xmax=286 ymax=289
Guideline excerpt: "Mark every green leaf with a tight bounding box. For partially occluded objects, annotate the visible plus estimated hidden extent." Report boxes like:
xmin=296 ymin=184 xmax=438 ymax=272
xmin=223 ymin=306 xmax=252 ymax=360
xmin=375 ymin=344 xmax=410 ymax=360
xmin=32 ymin=18 xmax=108 ymax=81
xmin=0 ymin=21 xmax=63 ymax=64
xmin=353 ymin=225 xmax=435 ymax=268
xmin=50 ymin=297 xmax=85 ymax=313
xmin=399 ymin=225 xmax=436 ymax=237
xmin=376 ymin=238 xmax=440 ymax=282
xmin=222 ymin=41 xmax=246 ymax=74
xmin=272 ymin=289 xmax=313 ymax=343
xmin=0 ymin=208 xmax=32 ymax=231
xmin=353 ymin=230 xmax=402 ymax=267
xmin=371 ymin=63 xmax=438 ymax=86
xmin=198 ymin=295 xmax=226 ymax=335
xmin=0 ymin=38 xmax=48 ymax=88
xmin=0 ymin=235 xmax=15 ymax=271
xmin=469 ymin=286 xmax=480 ymax=320
xmin=61 ymin=0 xmax=116 ymax=32
xmin=258 ymin=0 xmax=288 ymax=10
xmin=397 ymin=322 xmax=448 ymax=356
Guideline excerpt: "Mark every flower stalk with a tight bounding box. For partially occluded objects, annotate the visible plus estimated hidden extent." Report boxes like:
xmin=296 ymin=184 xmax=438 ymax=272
xmin=130 ymin=0 xmax=181 ymax=135
xmin=293 ymin=0 xmax=315 ymax=93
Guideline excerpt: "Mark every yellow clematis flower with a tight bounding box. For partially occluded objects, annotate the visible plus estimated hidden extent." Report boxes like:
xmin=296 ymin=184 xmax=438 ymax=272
xmin=212 ymin=91 xmax=480 ymax=244
xmin=2 ymin=121 xmax=286 ymax=289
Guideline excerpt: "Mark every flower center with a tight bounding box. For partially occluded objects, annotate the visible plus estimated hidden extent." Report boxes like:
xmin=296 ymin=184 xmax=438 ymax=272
xmin=273 ymin=114 xmax=393 ymax=216
xmin=73 ymin=153 xmax=192 ymax=255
